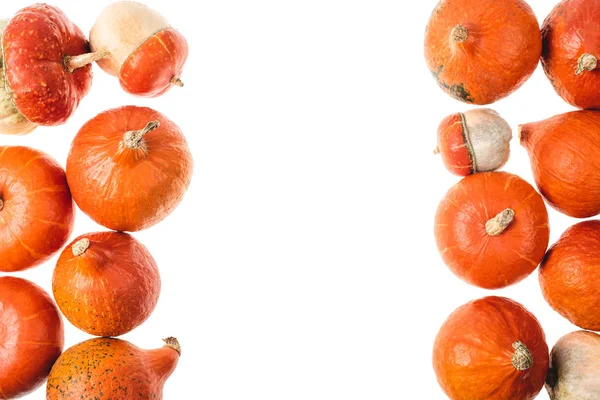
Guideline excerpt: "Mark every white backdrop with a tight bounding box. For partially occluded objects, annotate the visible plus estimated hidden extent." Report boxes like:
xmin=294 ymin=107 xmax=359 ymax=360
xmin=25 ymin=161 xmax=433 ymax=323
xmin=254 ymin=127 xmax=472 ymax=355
xmin=0 ymin=0 xmax=577 ymax=399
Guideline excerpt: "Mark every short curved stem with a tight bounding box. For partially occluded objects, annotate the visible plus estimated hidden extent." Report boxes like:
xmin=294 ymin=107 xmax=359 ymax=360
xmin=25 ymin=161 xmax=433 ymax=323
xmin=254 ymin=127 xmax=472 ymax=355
xmin=163 ymin=337 xmax=181 ymax=356
xmin=64 ymin=51 xmax=110 ymax=73
xmin=485 ymin=208 xmax=515 ymax=236
xmin=511 ymin=341 xmax=533 ymax=371
xmin=72 ymin=238 xmax=90 ymax=256
xmin=451 ymin=25 xmax=469 ymax=43
xmin=123 ymin=121 xmax=160 ymax=149
xmin=171 ymin=77 xmax=184 ymax=87
xmin=576 ymin=53 xmax=598 ymax=75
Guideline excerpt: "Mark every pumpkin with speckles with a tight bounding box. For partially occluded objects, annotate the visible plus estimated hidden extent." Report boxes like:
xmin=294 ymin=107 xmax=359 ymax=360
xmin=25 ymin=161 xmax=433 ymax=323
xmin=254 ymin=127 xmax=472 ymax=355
xmin=424 ymin=0 xmax=542 ymax=104
xmin=53 ymin=231 xmax=161 ymax=337
xmin=47 ymin=337 xmax=181 ymax=399
xmin=0 ymin=277 xmax=64 ymax=398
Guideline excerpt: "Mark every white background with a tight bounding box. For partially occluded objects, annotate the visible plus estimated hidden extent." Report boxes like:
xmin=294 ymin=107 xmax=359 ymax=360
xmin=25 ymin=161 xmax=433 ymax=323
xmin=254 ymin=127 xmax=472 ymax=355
xmin=0 ymin=0 xmax=581 ymax=398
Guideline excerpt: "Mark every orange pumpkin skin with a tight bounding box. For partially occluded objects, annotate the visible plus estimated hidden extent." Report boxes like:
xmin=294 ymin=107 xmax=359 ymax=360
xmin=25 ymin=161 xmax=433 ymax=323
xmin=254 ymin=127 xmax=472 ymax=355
xmin=541 ymin=0 xmax=600 ymax=109
xmin=521 ymin=111 xmax=600 ymax=218
xmin=424 ymin=0 xmax=541 ymax=104
xmin=433 ymin=296 xmax=549 ymax=400
xmin=539 ymin=220 xmax=600 ymax=331
xmin=435 ymin=172 xmax=549 ymax=289
xmin=66 ymin=106 xmax=193 ymax=232
xmin=0 ymin=146 xmax=74 ymax=272
xmin=53 ymin=231 xmax=160 ymax=337
xmin=0 ymin=277 xmax=64 ymax=398
xmin=47 ymin=337 xmax=180 ymax=399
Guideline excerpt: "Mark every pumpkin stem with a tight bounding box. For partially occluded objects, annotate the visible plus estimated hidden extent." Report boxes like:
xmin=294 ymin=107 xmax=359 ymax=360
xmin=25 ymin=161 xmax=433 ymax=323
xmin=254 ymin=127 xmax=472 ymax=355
xmin=485 ymin=208 xmax=515 ymax=236
xmin=72 ymin=238 xmax=90 ymax=256
xmin=433 ymin=146 xmax=440 ymax=155
xmin=576 ymin=53 xmax=598 ymax=75
xmin=163 ymin=337 xmax=182 ymax=356
xmin=511 ymin=341 xmax=533 ymax=371
xmin=451 ymin=25 xmax=469 ymax=43
xmin=0 ymin=199 xmax=3 ymax=211
xmin=171 ymin=77 xmax=184 ymax=87
xmin=123 ymin=121 xmax=161 ymax=149
xmin=64 ymin=51 xmax=110 ymax=73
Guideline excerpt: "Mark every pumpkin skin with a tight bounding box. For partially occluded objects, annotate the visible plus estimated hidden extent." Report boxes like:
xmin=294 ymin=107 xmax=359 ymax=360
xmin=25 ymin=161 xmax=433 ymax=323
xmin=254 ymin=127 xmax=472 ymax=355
xmin=541 ymin=0 xmax=600 ymax=110
xmin=66 ymin=106 xmax=193 ymax=232
xmin=2 ymin=4 xmax=95 ymax=126
xmin=435 ymin=172 xmax=549 ymax=289
xmin=90 ymin=1 xmax=188 ymax=97
xmin=424 ymin=0 xmax=541 ymax=105
xmin=539 ymin=220 xmax=600 ymax=331
xmin=436 ymin=108 xmax=512 ymax=176
xmin=546 ymin=331 xmax=600 ymax=400
xmin=0 ymin=146 xmax=74 ymax=272
xmin=433 ymin=296 xmax=549 ymax=400
xmin=47 ymin=337 xmax=181 ymax=399
xmin=521 ymin=110 xmax=600 ymax=218
xmin=53 ymin=231 xmax=161 ymax=337
xmin=0 ymin=277 xmax=64 ymax=398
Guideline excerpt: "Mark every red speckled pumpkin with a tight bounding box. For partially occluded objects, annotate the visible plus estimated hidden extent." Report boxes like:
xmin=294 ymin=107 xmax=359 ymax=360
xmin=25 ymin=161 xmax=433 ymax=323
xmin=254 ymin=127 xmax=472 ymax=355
xmin=0 ymin=277 xmax=64 ymax=398
xmin=0 ymin=146 xmax=74 ymax=272
xmin=53 ymin=231 xmax=161 ymax=337
xmin=90 ymin=1 xmax=188 ymax=97
xmin=541 ymin=0 xmax=600 ymax=109
xmin=47 ymin=337 xmax=181 ymax=399
xmin=433 ymin=296 xmax=549 ymax=400
xmin=435 ymin=172 xmax=549 ymax=289
xmin=424 ymin=0 xmax=542 ymax=104
xmin=2 ymin=4 xmax=104 ymax=126
xmin=66 ymin=106 xmax=193 ymax=232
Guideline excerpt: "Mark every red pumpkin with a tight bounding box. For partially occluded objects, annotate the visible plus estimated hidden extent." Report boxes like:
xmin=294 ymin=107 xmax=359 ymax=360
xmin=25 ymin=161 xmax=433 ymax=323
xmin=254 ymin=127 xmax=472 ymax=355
xmin=539 ymin=220 xmax=600 ymax=330
xmin=48 ymin=337 xmax=180 ymax=399
xmin=90 ymin=1 xmax=188 ymax=97
xmin=520 ymin=110 xmax=600 ymax=218
xmin=2 ymin=4 xmax=105 ymax=126
xmin=0 ymin=146 xmax=74 ymax=272
xmin=424 ymin=0 xmax=541 ymax=104
xmin=53 ymin=231 xmax=161 ymax=337
xmin=434 ymin=296 xmax=549 ymax=400
xmin=0 ymin=277 xmax=64 ymax=398
xmin=435 ymin=172 xmax=549 ymax=289
xmin=541 ymin=0 xmax=600 ymax=109
xmin=66 ymin=106 xmax=193 ymax=232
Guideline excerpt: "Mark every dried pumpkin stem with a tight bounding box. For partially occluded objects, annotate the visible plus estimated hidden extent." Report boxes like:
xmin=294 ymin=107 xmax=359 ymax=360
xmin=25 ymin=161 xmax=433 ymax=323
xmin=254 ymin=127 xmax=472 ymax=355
xmin=451 ymin=25 xmax=469 ymax=43
xmin=485 ymin=208 xmax=515 ymax=236
xmin=511 ymin=341 xmax=533 ymax=371
xmin=123 ymin=120 xmax=161 ymax=149
xmin=433 ymin=146 xmax=440 ymax=155
xmin=0 ymin=199 xmax=3 ymax=211
xmin=163 ymin=337 xmax=182 ymax=356
xmin=576 ymin=53 xmax=598 ymax=76
xmin=171 ymin=77 xmax=184 ymax=87
xmin=64 ymin=51 xmax=110 ymax=73
xmin=72 ymin=238 xmax=90 ymax=256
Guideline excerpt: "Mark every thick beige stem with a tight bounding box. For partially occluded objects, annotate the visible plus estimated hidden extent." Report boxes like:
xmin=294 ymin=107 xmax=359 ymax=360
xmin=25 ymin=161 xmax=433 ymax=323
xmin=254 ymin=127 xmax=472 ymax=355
xmin=485 ymin=208 xmax=515 ymax=236
xmin=576 ymin=53 xmax=598 ymax=76
xmin=123 ymin=121 xmax=160 ymax=149
xmin=451 ymin=25 xmax=469 ymax=43
xmin=512 ymin=341 xmax=533 ymax=371
xmin=163 ymin=337 xmax=182 ymax=356
xmin=72 ymin=238 xmax=90 ymax=256
xmin=171 ymin=77 xmax=184 ymax=87
xmin=64 ymin=51 xmax=110 ymax=73
xmin=433 ymin=146 xmax=440 ymax=155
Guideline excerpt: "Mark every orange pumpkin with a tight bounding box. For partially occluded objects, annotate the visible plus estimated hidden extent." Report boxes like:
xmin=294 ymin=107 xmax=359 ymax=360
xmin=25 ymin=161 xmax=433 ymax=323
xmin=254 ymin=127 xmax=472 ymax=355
xmin=66 ymin=106 xmax=193 ymax=232
xmin=53 ymin=231 xmax=161 ymax=337
xmin=0 ymin=277 xmax=64 ymax=398
xmin=433 ymin=296 xmax=549 ymax=400
xmin=0 ymin=146 xmax=74 ymax=272
xmin=539 ymin=220 xmax=600 ymax=330
xmin=424 ymin=0 xmax=542 ymax=104
xmin=435 ymin=172 xmax=549 ymax=289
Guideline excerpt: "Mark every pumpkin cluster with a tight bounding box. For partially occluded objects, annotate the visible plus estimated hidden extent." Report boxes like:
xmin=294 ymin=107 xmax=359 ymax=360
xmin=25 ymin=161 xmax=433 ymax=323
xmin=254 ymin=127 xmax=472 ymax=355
xmin=0 ymin=2 xmax=191 ymax=398
xmin=426 ymin=0 xmax=600 ymax=398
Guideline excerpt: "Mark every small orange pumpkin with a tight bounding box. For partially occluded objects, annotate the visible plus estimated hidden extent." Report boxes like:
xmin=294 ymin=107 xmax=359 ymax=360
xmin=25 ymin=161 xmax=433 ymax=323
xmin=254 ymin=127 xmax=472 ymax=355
xmin=435 ymin=172 xmax=549 ymax=289
xmin=424 ymin=0 xmax=542 ymax=104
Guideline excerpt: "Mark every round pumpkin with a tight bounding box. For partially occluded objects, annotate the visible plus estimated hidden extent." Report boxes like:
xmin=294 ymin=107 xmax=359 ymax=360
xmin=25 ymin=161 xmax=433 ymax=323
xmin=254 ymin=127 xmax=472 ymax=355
xmin=541 ymin=0 xmax=600 ymax=109
xmin=66 ymin=106 xmax=193 ymax=232
xmin=0 ymin=146 xmax=74 ymax=272
xmin=53 ymin=231 xmax=161 ymax=337
xmin=540 ymin=220 xmax=600 ymax=330
xmin=433 ymin=296 xmax=549 ymax=400
xmin=424 ymin=0 xmax=542 ymax=104
xmin=435 ymin=172 xmax=549 ymax=289
xmin=0 ymin=277 xmax=64 ymax=398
